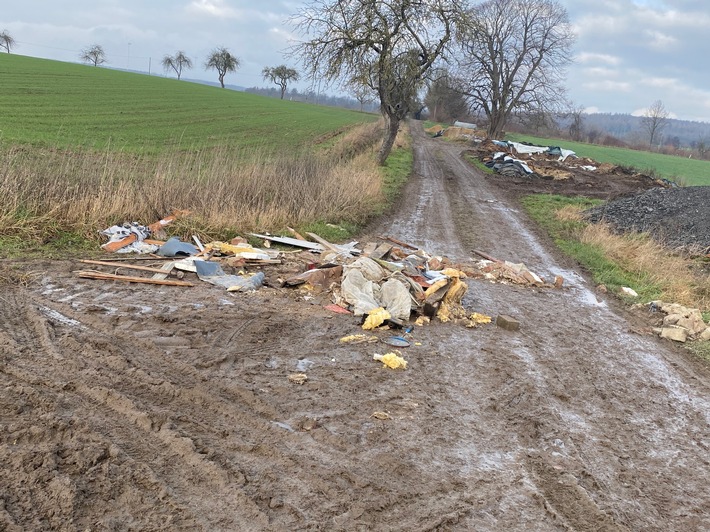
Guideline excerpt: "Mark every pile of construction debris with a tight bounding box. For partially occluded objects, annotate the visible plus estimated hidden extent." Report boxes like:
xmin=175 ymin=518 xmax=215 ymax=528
xmin=425 ymin=126 xmax=676 ymax=188
xmin=80 ymin=213 xmax=560 ymax=331
xmin=648 ymin=301 xmax=710 ymax=343
xmin=472 ymin=138 xmax=673 ymax=184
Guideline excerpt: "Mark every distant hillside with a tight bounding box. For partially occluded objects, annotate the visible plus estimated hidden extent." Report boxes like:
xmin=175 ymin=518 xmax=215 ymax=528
xmin=559 ymin=113 xmax=710 ymax=149
xmin=0 ymin=54 xmax=376 ymax=154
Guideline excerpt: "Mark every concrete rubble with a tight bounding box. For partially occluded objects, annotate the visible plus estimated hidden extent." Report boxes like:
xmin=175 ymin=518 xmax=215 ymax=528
xmin=650 ymin=301 xmax=710 ymax=343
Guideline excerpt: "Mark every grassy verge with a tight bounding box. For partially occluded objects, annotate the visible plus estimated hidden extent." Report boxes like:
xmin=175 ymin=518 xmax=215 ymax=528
xmin=507 ymin=133 xmax=710 ymax=186
xmin=522 ymin=194 xmax=709 ymax=309
xmin=380 ymin=138 xmax=413 ymax=207
xmin=0 ymin=122 xmax=414 ymax=257
xmin=523 ymin=193 xmax=710 ymax=358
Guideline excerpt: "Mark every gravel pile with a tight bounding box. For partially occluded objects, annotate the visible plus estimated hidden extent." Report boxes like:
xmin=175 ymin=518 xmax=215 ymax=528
xmin=585 ymin=186 xmax=710 ymax=251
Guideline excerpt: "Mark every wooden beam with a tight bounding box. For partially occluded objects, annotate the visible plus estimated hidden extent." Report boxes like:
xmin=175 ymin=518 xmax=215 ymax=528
xmin=380 ymin=235 xmax=418 ymax=250
xmin=472 ymin=249 xmax=502 ymax=263
xmin=75 ymin=270 xmax=193 ymax=287
xmin=79 ymin=259 xmax=174 ymax=275
xmin=305 ymin=232 xmax=342 ymax=253
xmin=286 ymin=226 xmax=307 ymax=241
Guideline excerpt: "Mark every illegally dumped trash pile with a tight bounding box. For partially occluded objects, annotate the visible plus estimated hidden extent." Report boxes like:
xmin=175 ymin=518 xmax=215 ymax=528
xmin=647 ymin=301 xmax=710 ymax=343
xmin=281 ymin=236 xmax=482 ymax=328
xmin=585 ymin=186 xmax=710 ymax=252
xmin=482 ymin=140 xmax=578 ymax=179
xmin=424 ymin=124 xmax=476 ymax=141
xmin=78 ymin=212 xmax=564 ymax=335
xmin=77 ymin=211 xmax=279 ymax=291
xmin=466 ymin=138 xmax=676 ymax=188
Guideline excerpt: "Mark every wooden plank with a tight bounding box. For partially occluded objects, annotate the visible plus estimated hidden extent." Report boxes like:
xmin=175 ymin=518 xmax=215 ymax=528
xmin=380 ymin=235 xmax=418 ymax=250
xmin=362 ymin=242 xmax=378 ymax=256
xmin=84 ymin=255 xmax=172 ymax=262
xmin=305 ymin=232 xmax=342 ymax=253
xmin=79 ymin=259 xmax=174 ymax=274
xmin=75 ymin=270 xmax=193 ymax=287
xmin=287 ymin=226 xmax=307 ymax=241
xmin=473 ymin=249 xmax=502 ymax=263
xmin=151 ymin=261 xmax=176 ymax=280
xmin=102 ymin=233 xmax=137 ymax=252
xmin=249 ymin=233 xmax=324 ymax=251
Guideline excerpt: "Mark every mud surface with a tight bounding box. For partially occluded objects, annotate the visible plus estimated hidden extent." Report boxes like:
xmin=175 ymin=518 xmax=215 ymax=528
xmin=2 ymin=124 xmax=710 ymax=531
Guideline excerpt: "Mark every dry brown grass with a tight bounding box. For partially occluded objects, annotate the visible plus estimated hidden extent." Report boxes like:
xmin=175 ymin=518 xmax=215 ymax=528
xmin=0 ymin=123 xmax=385 ymax=244
xmin=328 ymin=121 xmax=382 ymax=161
xmin=557 ymin=207 xmax=710 ymax=309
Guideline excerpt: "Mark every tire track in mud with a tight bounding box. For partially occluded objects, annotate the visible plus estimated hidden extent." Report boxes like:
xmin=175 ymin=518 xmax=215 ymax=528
xmin=3 ymin=283 xmax=477 ymax=530
xmin=1 ymin=288 xmax=273 ymax=529
xmin=377 ymin=124 xmax=710 ymax=531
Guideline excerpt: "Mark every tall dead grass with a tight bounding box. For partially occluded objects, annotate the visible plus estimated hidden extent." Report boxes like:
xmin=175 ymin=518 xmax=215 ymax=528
xmin=0 ymin=123 xmax=384 ymax=243
xmin=559 ymin=207 xmax=710 ymax=309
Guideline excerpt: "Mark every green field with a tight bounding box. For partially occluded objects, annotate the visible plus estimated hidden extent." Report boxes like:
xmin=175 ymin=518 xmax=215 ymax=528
xmin=0 ymin=54 xmax=376 ymax=154
xmin=506 ymin=133 xmax=710 ymax=186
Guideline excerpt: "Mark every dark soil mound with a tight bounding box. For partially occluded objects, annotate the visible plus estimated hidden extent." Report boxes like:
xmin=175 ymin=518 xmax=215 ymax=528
xmin=585 ymin=186 xmax=710 ymax=251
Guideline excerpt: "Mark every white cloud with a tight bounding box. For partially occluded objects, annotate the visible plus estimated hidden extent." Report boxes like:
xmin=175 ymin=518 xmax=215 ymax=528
xmin=583 ymin=80 xmax=633 ymax=92
xmin=186 ymin=0 xmax=238 ymax=18
xmin=644 ymin=29 xmax=677 ymax=49
xmin=576 ymin=52 xmax=622 ymax=65
xmin=583 ymin=67 xmax=621 ymax=78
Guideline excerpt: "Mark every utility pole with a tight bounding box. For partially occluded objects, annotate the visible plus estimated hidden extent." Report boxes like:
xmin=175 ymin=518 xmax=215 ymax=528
xmin=127 ymin=42 xmax=131 ymax=69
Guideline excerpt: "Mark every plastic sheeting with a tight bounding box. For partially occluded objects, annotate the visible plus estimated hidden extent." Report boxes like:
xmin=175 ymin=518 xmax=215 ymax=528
xmin=194 ymin=261 xmax=264 ymax=291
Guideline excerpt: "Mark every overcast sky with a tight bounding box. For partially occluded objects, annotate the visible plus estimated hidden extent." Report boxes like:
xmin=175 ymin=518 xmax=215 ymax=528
xmin=2 ymin=0 xmax=709 ymax=122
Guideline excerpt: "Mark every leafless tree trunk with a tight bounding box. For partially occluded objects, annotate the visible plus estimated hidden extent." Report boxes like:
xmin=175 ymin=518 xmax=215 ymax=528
xmin=80 ymin=45 xmax=106 ymax=67
xmin=291 ymin=0 xmax=464 ymax=165
xmin=0 ymin=30 xmax=16 ymax=53
xmin=454 ymin=0 xmax=575 ymax=139
xmin=162 ymin=51 xmax=193 ymax=80
xmin=641 ymin=100 xmax=669 ymax=148
xmin=205 ymin=48 xmax=240 ymax=88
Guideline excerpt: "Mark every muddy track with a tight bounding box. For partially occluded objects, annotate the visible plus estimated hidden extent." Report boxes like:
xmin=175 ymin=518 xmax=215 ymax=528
xmin=1 ymin=124 xmax=709 ymax=531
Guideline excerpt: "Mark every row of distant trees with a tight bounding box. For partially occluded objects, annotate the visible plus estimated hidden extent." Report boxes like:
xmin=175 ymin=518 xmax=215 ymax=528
xmin=3 ymin=0 xmax=693 ymax=165
xmin=1 ymin=29 xmax=299 ymax=97
xmin=79 ymin=44 xmax=299 ymax=96
xmin=3 ymin=0 xmax=579 ymax=164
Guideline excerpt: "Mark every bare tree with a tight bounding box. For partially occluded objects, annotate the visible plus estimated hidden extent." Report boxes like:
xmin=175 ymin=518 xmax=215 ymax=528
xmin=205 ymin=47 xmax=240 ymax=88
xmin=292 ymin=0 xmax=464 ymax=165
xmin=455 ymin=0 xmax=575 ymax=139
xmin=162 ymin=51 xmax=193 ymax=80
xmin=424 ymin=69 xmax=469 ymax=123
xmin=694 ymin=138 xmax=709 ymax=159
xmin=80 ymin=45 xmax=106 ymax=67
xmin=262 ymin=65 xmax=300 ymax=99
xmin=568 ymin=105 xmax=585 ymax=141
xmin=641 ymin=100 xmax=669 ymax=148
xmin=0 ymin=29 xmax=16 ymax=53
xmin=349 ymin=78 xmax=376 ymax=112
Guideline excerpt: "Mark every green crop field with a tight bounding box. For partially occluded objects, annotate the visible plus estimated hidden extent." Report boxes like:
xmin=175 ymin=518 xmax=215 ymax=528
xmin=506 ymin=133 xmax=710 ymax=186
xmin=0 ymin=54 xmax=377 ymax=154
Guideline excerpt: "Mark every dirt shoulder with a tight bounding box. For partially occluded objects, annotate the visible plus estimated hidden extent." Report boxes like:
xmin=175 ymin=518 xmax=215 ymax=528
xmin=2 ymin=125 xmax=709 ymax=531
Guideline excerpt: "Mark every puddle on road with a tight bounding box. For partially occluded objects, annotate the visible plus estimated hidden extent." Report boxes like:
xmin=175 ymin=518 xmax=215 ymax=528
xmin=38 ymin=305 xmax=84 ymax=329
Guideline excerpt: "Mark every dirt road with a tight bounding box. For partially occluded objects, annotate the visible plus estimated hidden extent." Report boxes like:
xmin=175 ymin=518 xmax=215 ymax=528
xmin=2 ymin=124 xmax=709 ymax=531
